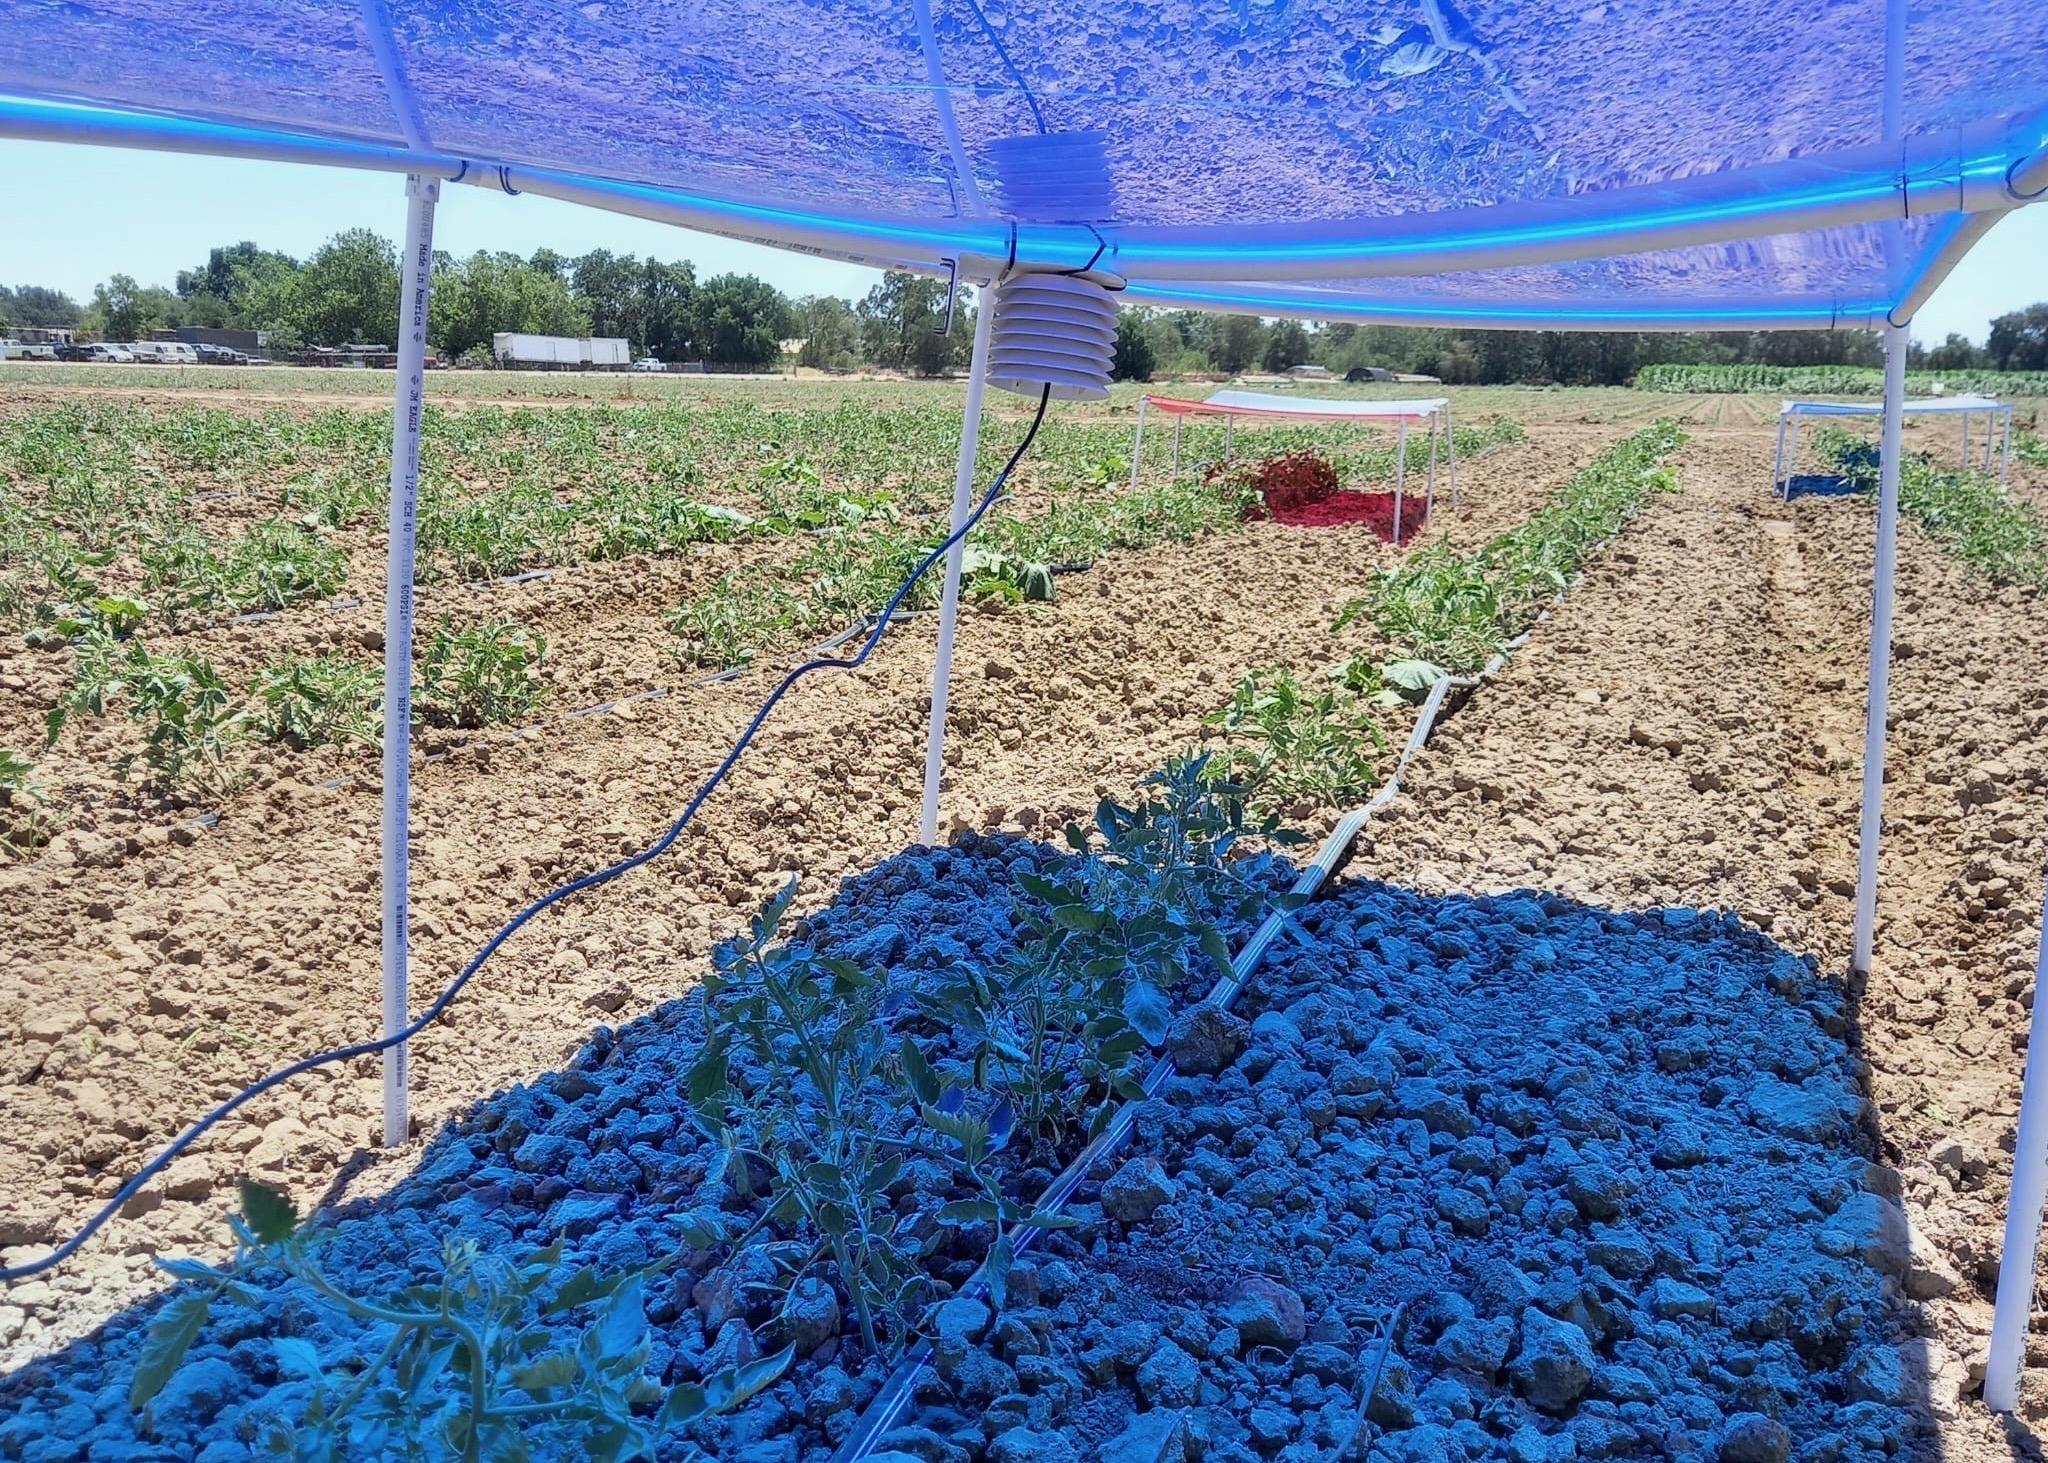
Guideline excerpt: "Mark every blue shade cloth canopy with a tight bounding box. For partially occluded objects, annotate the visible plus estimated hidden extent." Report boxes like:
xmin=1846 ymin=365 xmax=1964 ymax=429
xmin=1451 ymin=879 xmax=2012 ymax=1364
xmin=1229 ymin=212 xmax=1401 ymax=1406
xmin=2 ymin=0 xmax=2046 ymax=328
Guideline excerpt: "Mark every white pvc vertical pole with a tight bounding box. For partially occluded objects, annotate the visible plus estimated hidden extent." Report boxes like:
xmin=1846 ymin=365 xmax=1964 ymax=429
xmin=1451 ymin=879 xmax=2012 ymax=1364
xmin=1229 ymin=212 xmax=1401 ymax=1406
xmin=1851 ymin=321 xmax=1907 ymax=978
xmin=2005 ymin=412 xmax=2015 ymax=485
xmin=1224 ymin=415 xmax=1233 ymax=463
xmin=1963 ymin=411 xmax=1971 ymax=469
xmin=1392 ymin=415 xmax=1408 ymax=544
xmin=1773 ymin=411 xmax=1789 ymax=499
xmin=1425 ymin=410 xmax=1439 ymax=526
xmin=1445 ymin=400 xmax=1459 ymax=511
xmin=1989 ymin=875 xmax=2048 ymax=1412
xmin=381 ymin=173 xmax=438 ymax=1149
xmin=1171 ymin=416 xmax=1182 ymax=477
xmin=918 ymin=301 xmax=995 ymax=847
xmin=1130 ymin=396 xmax=1148 ymax=489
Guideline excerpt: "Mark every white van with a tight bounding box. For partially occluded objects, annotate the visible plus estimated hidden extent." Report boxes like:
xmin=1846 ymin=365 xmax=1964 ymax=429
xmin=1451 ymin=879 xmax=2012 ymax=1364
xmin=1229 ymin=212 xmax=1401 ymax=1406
xmin=130 ymin=341 xmax=199 ymax=365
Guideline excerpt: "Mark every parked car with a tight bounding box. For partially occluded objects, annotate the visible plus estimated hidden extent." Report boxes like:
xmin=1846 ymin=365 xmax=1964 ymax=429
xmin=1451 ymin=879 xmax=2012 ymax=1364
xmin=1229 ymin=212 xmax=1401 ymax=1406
xmin=130 ymin=341 xmax=200 ymax=365
xmin=80 ymin=343 xmax=136 ymax=364
xmin=194 ymin=343 xmax=249 ymax=365
xmin=631 ymin=357 xmax=665 ymax=373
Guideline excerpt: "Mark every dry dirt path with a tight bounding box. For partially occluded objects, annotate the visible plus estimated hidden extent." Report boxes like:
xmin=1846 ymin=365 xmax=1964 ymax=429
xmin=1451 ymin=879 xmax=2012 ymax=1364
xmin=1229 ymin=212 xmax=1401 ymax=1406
xmin=1345 ymin=424 xmax=2048 ymax=1458
xmin=0 ymin=424 xmax=1611 ymax=1367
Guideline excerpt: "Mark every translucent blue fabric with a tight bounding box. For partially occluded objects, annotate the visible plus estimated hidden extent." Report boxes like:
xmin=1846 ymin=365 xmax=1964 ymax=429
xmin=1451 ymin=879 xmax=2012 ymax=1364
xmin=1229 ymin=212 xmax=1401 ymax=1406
xmin=3 ymin=0 xmax=2044 ymax=320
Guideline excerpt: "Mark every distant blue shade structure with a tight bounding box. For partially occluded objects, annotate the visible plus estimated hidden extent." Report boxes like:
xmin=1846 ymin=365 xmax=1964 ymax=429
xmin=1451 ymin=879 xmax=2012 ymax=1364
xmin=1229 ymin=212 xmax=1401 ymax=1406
xmin=1 ymin=0 xmax=2044 ymax=324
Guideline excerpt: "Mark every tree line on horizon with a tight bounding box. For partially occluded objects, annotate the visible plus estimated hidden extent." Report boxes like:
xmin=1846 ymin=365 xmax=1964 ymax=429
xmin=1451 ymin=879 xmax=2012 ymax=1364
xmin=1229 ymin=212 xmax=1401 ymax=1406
xmin=0 ymin=234 xmax=980 ymax=373
xmin=4 ymin=230 xmax=2045 ymax=385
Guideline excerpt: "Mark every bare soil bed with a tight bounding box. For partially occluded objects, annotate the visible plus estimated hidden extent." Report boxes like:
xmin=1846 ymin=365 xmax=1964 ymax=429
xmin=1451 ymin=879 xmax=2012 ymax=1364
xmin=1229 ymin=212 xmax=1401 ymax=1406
xmin=4 ymin=393 xmax=2047 ymax=1463
xmin=0 ymin=400 xmax=1590 ymax=1367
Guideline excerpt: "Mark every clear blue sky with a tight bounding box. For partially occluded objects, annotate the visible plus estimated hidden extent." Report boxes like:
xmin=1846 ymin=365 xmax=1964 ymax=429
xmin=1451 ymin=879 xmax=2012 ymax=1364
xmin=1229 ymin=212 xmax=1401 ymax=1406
xmin=2 ymin=138 xmax=2043 ymax=341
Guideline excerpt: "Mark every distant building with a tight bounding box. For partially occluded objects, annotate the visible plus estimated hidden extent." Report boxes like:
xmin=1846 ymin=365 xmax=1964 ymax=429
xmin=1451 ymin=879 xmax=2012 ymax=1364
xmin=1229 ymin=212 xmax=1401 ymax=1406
xmin=1286 ymin=363 xmax=1333 ymax=380
xmin=16 ymin=326 xmax=75 ymax=346
xmin=1345 ymin=366 xmax=1395 ymax=383
xmin=492 ymin=333 xmax=630 ymax=371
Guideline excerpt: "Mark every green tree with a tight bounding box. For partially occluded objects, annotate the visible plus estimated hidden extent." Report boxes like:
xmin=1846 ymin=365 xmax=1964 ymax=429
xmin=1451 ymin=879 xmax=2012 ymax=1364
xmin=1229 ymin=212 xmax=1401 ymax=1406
xmin=431 ymin=250 xmax=592 ymax=360
xmin=85 ymin=274 xmax=184 ymax=341
xmin=793 ymin=294 xmax=861 ymax=370
xmin=175 ymin=242 xmax=301 ymax=323
xmin=1111 ymin=310 xmax=1156 ymax=382
xmin=0 ymin=285 xmax=82 ymax=329
xmin=691 ymin=273 xmax=790 ymax=368
xmin=637 ymin=258 xmax=698 ymax=362
xmin=1262 ymin=319 xmax=1311 ymax=371
xmin=570 ymin=249 xmax=650 ymax=354
xmin=1211 ymin=314 xmax=1267 ymax=374
xmin=289 ymin=229 xmax=401 ymax=347
xmin=1988 ymin=304 xmax=2048 ymax=373
xmin=857 ymin=272 xmax=970 ymax=376
xmin=1918 ymin=333 xmax=1984 ymax=372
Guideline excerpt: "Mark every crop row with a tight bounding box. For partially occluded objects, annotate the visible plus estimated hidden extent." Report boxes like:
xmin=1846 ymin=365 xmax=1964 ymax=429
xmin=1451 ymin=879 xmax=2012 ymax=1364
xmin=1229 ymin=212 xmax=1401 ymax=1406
xmin=0 ymin=402 xmax=1523 ymax=643
xmin=1190 ymin=426 xmax=1688 ymax=822
xmin=1634 ymin=363 xmax=2048 ymax=397
xmin=1339 ymin=422 xmax=1689 ymax=675
xmin=1813 ymin=427 xmax=2048 ymax=589
xmin=0 ymin=621 xmax=546 ymax=859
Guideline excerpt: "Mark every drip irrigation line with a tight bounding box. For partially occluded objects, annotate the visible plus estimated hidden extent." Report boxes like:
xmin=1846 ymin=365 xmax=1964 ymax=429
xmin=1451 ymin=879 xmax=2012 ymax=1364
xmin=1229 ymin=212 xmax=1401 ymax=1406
xmin=830 ymin=662 xmax=1489 ymax=1462
xmin=0 ymin=387 xmax=1053 ymax=1286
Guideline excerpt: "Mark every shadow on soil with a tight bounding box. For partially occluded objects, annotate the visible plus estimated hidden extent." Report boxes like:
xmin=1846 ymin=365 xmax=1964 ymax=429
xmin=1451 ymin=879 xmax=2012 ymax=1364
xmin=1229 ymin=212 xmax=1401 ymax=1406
xmin=1783 ymin=473 xmax=1867 ymax=502
xmin=0 ymin=839 xmax=1959 ymax=1462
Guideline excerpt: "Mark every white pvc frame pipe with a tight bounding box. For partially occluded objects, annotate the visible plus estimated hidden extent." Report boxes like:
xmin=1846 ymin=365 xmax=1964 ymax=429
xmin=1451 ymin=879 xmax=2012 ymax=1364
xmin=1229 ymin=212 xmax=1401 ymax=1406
xmin=918 ymin=303 xmax=995 ymax=846
xmin=1425 ymin=413 xmax=1440 ymax=526
xmin=6 ymin=93 xmax=2042 ymax=313
xmin=1129 ymin=397 xmax=1148 ymax=490
xmin=1851 ymin=322 xmax=1908 ymax=978
xmin=381 ymin=173 xmax=439 ymax=1148
xmin=1446 ymin=401 xmax=1459 ymax=512
xmin=1392 ymin=416 xmax=1408 ymax=544
xmin=1990 ymin=876 xmax=2048 ymax=1411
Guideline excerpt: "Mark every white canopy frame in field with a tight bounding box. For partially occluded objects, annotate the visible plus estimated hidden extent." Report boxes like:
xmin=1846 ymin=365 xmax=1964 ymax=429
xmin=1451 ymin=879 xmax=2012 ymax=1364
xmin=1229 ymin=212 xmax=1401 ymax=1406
xmin=1773 ymin=394 xmax=2018 ymax=498
xmin=1130 ymin=390 xmax=1454 ymax=545
xmin=5 ymin=0 xmax=2048 ymax=1421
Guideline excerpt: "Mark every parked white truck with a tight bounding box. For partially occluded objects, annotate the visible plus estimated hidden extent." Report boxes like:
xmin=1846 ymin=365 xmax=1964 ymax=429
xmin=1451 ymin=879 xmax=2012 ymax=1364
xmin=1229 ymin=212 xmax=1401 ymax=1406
xmin=491 ymin=333 xmax=631 ymax=371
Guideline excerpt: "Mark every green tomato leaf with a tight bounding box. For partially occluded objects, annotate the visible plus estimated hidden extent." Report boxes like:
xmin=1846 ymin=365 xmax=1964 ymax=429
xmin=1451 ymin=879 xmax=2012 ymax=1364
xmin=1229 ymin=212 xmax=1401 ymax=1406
xmin=938 ymin=1199 xmax=999 ymax=1226
xmin=511 ymin=1350 xmax=580 ymax=1394
xmin=238 ymin=1179 xmax=299 ymax=1246
xmin=273 ymin=1337 xmax=322 ymax=1382
xmin=898 ymin=1035 xmax=940 ymax=1109
xmin=984 ymin=1230 xmax=1014 ymax=1313
xmin=685 ymin=1043 xmax=729 ymax=1106
xmin=702 ymin=1342 xmax=796 ymax=1415
xmin=128 ymin=1288 xmax=214 ymax=1411
xmin=1197 ymin=927 xmax=1238 ymax=983
xmin=1122 ymin=981 xmax=1172 ymax=1046
xmin=662 ymin=1382 xmax=710 ymax=1428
